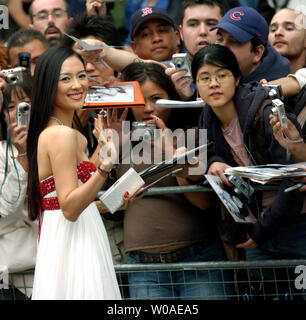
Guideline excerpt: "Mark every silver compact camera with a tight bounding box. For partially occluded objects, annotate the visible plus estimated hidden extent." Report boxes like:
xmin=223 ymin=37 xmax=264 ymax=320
xmin=271 ymin=98 xmax=288 ymax=128
xmin=17 ymin=102 xmax=31 ymax=127
xmin=172 ymin=53 xmax=192 ymax=78
xmin=131 ymin=121 xmax=156 ymax=141
xmin=262 ymin=83 xmax=283 ymax=100
xmin=228 ymin=175 xmax=254 ymax=199
xmin=2 ymin=67 xmax=24 ymax=84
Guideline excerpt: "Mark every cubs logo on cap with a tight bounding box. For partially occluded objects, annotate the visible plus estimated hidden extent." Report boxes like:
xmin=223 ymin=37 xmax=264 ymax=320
xmin=230 ymin=10 xmax=244 ymax=20
xmin=210 ymin=6 xmax=268 ymax=45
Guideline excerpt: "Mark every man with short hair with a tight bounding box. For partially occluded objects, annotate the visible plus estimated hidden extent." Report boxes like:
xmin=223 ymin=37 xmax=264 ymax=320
xmin=129 ymin=7 xmax=181 ymax=62
xmin=29 ymin=0 xmax=72 ymax=46
xmin=212 ymin=6 xmax=290 ymax=82
xmin=180 ymin=0 xmax=228 ymax=59
xmin=268 ymin=8 xmax=306 ymax=74
xmin=6 ymin=29 xmax=49 ymax=77
xmin=166 ymin=0 xmax=228 ymax=100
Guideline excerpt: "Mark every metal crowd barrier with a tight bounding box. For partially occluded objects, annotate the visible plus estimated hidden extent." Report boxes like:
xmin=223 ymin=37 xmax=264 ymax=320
xmin=97 ymin=183 xmax=279 ymax=198
xmin=2 ymin=184 xmax=303 ymax=300
xmin=2 ymin=259 xmax=306 ymax=300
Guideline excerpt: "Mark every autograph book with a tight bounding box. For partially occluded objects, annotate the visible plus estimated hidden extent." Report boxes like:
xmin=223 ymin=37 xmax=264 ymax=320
xmin=224 ymin=162 xmax=306 ymax=184
xmin=84 ymin=81 xmax=145 ymax=109
xmin=138 ymin=143 xmax=211 ymax=180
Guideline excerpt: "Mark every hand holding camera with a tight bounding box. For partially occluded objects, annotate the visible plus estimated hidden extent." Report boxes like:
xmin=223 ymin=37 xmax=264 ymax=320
xmin=9 ymin=122 xmax=28 ymax=158
xmin=165 ymin=54 xmax=194 ymax=101
xmin=269 ymin=114 xmax=303 ymax=148
xmin=2 ymin=67 xmax=25 ymax=84
xmin=262 ymin=83 xmax=283 ymax=100
xmin=271 ymin=98 xmax=288 ymax=128
xmin=172 ymin=53 xmax=192 ymax=78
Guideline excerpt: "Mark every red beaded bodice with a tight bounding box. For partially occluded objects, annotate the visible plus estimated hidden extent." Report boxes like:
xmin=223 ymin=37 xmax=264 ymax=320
xmin=37 ymin=161 xmax=96 ymax=239
xmin=38 ymin=161 xmax=96 ymax=210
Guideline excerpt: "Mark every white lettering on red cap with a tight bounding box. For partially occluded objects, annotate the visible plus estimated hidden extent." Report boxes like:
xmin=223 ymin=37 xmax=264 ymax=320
xmin=142 ymin=7 xmax=152 ymax=17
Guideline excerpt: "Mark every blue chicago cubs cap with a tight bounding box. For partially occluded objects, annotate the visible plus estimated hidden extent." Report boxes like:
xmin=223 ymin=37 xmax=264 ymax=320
xmin=210 ymin=6 xmax=268 ymax=45
xmin=130 ymin=7 xmax=177 ymax=39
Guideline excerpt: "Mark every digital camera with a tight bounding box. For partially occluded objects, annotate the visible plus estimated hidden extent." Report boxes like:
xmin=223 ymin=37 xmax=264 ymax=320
xmin=17 ymin=102 xmax=31 ymax=128
xmin=131 ymin=121 xmax=156 ymax=141
xmin=271 ymin=98 xmax=288 ymax=128
xmin=228 ymin=175 xmax=254 ymax=199
xmin=262 ymin=83 xmax=283 ymax=100
xmin=172 ymin=53 xmax=192 ymax=78
xmin=2 ymin=67 xmax=24 ymax=84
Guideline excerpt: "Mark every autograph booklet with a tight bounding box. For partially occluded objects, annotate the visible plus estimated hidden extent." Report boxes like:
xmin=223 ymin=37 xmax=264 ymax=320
xmin=84 ymin=81 xmax=145 ymax=109
xmin=138 ymin=143 xmax=211 ymax=180
xmin=224 ymin=162 xmax=306 ymax=184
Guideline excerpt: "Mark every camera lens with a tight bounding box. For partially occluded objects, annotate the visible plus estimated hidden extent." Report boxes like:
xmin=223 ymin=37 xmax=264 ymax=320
xmin=7 ymin=74 xmax=18 ymax=84
xmin=271 ymin=107 xmax=278 ymax=116
xmin=175 ymin=58 xmax=184 ymax=69
xmin=269 ymin=89 xmax=277 ymax=99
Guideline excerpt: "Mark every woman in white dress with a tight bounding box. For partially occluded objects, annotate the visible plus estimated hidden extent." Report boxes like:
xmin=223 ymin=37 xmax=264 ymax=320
xmin=26 ymin=46 xmax=121 ymax=300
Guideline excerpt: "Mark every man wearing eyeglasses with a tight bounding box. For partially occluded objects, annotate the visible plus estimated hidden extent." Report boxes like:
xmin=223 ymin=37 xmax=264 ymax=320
xmin=29 ymin=0 xmax=73 ymax=46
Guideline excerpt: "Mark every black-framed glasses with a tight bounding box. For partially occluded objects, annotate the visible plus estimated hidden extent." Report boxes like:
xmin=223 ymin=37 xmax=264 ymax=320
xmin=32 ymin=8 xmax=68 ymax=21
xmin=197 ymin=71 xmax=233 ymax=86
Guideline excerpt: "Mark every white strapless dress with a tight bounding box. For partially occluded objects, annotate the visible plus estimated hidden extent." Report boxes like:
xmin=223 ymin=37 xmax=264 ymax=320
xmin=32 ymin=161 xmax=121 ymax=300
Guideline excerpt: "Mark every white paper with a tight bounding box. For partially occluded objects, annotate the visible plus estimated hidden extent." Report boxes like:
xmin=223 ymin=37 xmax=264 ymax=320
xmin=63 ymin=32 xmax=105 ymax=51
xmin=156 ymin=99 xmax=205 ymax=108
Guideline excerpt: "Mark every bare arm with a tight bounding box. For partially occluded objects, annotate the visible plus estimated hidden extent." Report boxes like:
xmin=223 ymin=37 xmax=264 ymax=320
xmin=176 ymin=176 xmax=211 ymax=210
xmin=43 ymin=127 xmax=113 ymax=221
xmin=7 ymin=0 xmax=31 ymax=28
xmin=76 ymin=38 xmax=165 ymax=72
xmin=261 ymin=76 xmax=301 ymax=99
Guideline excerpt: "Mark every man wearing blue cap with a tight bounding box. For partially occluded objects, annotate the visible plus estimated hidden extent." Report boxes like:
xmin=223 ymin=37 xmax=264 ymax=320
xmin=212 ymin=6 xmax=291 ymax=83
xmin=130 ymin=7 xmax=180 ymax=62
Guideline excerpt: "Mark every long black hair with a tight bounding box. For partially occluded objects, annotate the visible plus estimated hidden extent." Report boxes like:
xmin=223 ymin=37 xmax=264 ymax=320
xmin=27 ymin=46 xmax=85 ymax=221
xmin=192 ymin=44 xmax=241 ymax=84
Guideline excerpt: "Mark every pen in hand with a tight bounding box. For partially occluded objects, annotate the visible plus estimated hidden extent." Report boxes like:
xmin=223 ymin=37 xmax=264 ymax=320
xmin=284 ymin=183 xmax=304 ymax=193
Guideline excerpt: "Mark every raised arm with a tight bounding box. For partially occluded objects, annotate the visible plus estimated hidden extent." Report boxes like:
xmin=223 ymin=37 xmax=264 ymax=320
xmin=41 ymin=126 xmax=115 ymax=221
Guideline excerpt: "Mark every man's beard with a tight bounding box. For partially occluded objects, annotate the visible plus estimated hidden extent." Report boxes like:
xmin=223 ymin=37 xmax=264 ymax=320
xmin=44 ymin=25 xmax=62 ymax=47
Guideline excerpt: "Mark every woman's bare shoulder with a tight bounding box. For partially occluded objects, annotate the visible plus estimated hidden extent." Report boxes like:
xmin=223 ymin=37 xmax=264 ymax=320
xmin=39 ymin=125 xmax=76 ymax=140
xmin=38 ymin=126 xmax=79 ymax=150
